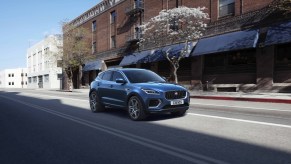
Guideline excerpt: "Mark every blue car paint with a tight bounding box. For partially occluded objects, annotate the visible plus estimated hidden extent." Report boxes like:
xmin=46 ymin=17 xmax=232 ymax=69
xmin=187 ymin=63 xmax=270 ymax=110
xmin=90 ymin=68 xmax=189 ymax=113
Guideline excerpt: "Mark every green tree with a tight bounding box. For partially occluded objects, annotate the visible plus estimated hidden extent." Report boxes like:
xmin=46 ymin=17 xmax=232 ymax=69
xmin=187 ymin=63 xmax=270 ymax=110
xmin=62 ymin=22 xmax=91 ymax=90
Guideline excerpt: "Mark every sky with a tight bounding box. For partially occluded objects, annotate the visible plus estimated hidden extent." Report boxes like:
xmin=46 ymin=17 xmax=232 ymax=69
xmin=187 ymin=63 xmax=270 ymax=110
xmin=0 ymin=0 xmax=101 ymax=70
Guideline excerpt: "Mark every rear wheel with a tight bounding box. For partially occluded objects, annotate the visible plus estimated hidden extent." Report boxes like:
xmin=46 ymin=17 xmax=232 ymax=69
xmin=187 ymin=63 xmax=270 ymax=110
xmin=128 ymin=96 xmax=148 ymax=121
xmin=89 ymin=91 xmax=105 ymax=113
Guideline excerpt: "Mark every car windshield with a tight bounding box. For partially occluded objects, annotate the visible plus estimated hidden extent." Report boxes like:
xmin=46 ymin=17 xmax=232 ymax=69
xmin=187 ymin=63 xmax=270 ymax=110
xmin=122 ymin=69 xmax=166 ymax=83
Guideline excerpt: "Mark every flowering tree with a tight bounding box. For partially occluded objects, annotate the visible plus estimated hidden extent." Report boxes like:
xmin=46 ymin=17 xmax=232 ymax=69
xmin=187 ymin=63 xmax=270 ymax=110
xmin=140 ymin=6 xmax=209 ymax=83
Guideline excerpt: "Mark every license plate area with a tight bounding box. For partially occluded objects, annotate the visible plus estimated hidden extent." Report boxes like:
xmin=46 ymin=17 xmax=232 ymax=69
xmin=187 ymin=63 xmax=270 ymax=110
xmin=170 ymin=99 xmax=184 ymax=105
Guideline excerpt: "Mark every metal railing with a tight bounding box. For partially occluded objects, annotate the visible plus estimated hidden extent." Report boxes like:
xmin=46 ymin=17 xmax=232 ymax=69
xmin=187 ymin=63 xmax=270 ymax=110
xmin=126 ymin=32 xmax=143 ymax=42
xmin=125 ymin=1 xmax=144 ymax=15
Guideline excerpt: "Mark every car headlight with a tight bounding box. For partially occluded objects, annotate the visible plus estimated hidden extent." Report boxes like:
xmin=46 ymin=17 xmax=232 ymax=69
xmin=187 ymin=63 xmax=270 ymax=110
xmin=141 ymin=88 xmax=160 ymax=95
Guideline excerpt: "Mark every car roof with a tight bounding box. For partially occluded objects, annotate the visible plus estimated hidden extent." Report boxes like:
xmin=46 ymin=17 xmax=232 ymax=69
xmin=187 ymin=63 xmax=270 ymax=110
xmin=107 ymin=68 xmax=149 ymax=72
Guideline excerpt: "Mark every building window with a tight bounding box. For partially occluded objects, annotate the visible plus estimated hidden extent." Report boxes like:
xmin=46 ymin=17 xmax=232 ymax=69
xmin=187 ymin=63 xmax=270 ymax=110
xmin=12 ymin=82 xmax=14 ymax=85
xmin=57 ymin=74 xmax=62 ymax=80
xmin=111 ymin=36 xmax=116 ymax=48
xmin=169 ymin=16 xmax=179 ymax=31
xmin=28 ymin=77 xmax=32 ymax=83
xmin=44 ymin=47 xmax=50 ymax=54
xmin=92 ymin=20 xmax=97 ymax=32
xmin=134 ymin=0 xmax=142 ymax=8
xmin=33 ymin=76 xmax=37 ymax=83
xmin=9 ymin=82 xmax=11 ymax=85
xmin=92 ymin=42 xmax=97 ymax=53
xmin=12 ymin=74 xmax=14 ymax=77
xmin=219 ymin=0 xmax=235 ymax=17
xmin=8 ymin=74 xmax=11 ymax=77
xmin=110 ymin=10 xmax=116 ymax=24
xmin=44 ymin=74 xmax=49 ymax=82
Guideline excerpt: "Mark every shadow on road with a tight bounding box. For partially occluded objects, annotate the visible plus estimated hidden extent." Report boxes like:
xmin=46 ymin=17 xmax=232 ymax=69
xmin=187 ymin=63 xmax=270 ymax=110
xmin=0 ymin=90 xmax=290 ymax=164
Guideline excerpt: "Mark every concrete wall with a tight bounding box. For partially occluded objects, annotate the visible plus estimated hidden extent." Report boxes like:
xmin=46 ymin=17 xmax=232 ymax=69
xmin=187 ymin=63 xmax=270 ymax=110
xmin=27 ymin=35 xmax=62 ymax=89
xmin=0 ymin=68 xmax=28 ymax=88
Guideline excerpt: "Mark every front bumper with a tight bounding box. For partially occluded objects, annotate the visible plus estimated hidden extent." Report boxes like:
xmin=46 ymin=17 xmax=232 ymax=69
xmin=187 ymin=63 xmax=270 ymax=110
xmin=142 ymin=92 xmax=190 ymax=113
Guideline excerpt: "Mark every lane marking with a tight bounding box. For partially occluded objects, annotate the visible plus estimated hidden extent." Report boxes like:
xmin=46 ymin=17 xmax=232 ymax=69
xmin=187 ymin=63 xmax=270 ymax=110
xmin=190 ymin=102 xmax=291 ymax=112
xmin=188 ymin=113 xmax=291 ymax=129
xmin=0 ymin=95 xmax=229 ymax=164
xmin=17 ymin=92 xmax=89 ymax=102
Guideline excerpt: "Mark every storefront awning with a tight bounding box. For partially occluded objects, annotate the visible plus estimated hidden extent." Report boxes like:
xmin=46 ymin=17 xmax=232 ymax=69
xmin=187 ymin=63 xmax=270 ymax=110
xmin=119 ymin=50 xmax=153 ymax=66
xmin=141 ymin=42 xmax=196 ymax=63
xmin=83 ymin=60 xmax=102 ymax=71
xmin=265 ymin=21 xmax=291 ymax=46
xmin=192 ymin=30 xmax=259 ymax=56
xmin=119 ymin=42 xmax=196 ymax=66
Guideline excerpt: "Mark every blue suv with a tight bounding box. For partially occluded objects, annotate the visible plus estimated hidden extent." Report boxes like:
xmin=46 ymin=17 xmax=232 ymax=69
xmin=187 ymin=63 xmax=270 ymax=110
xmin=89 ymin=68 xmax=190 ymax=120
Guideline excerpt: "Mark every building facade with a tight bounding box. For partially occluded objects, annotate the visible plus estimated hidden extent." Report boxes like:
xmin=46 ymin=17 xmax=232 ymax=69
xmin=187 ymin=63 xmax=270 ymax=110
xmin=64 ymin=0 xmax=291 ymax=93
xmin=27 ymin=35 xmax=63 ymax=89
xmin=0 ymin=68 xmax=28 ymax=88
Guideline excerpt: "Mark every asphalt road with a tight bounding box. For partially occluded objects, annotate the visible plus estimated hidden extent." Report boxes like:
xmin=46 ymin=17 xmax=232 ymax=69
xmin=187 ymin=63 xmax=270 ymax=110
xmin=1 ymin=89 xmax=291 ymax=164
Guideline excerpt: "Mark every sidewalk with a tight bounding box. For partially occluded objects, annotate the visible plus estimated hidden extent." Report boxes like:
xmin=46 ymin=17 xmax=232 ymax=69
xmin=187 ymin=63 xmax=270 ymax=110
xmin=72 ymin=88 xmax=291 ymax=104
xmin=189 ymin=91 xmax=291 ymax=104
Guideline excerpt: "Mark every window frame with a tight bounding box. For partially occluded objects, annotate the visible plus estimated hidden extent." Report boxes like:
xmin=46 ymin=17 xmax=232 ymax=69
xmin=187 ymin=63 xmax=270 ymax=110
xmin=110 ymin=10 xmax=116 ymax=24
xmin=219 ymin=0 xmax=235 ymax=18
xmin=111 ymin=35 xmax=116 ymax=48
xmin=112 ymin=71 xmax=125 ymax=82
xmin=101 ymin=71 xmax=113 ymax=81
xmin=92 ymin=20 xmax=97 ymax=32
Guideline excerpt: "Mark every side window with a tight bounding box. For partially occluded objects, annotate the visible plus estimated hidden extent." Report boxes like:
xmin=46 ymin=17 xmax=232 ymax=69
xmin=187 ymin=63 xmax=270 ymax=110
xmin=98 ymin=72 xmax=104 ymax=79
xmin=102 ymin=71 xmax=113 ymax=81
xmin=112 ymin=71 xmax=124 ymax=82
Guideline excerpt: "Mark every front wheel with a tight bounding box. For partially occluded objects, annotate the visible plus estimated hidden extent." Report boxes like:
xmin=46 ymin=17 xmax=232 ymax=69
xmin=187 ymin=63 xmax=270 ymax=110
xmin=128 ymin=96 xmax=148 ymax=121
xmin=89 ymin=91 xmax=105 ymax=113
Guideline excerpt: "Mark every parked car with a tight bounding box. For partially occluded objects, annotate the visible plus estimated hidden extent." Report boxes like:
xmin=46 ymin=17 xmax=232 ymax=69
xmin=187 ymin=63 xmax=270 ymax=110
xmin=89 ymin=68 xmax=190 ymax=121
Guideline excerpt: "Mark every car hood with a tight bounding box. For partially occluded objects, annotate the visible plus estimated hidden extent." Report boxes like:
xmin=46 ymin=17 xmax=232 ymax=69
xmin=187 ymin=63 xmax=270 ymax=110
xmin=132 ymin=82 xmax=187 ymax=91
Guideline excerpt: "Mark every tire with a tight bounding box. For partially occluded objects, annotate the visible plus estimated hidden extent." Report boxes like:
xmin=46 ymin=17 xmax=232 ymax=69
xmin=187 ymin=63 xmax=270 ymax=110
xmin=171 ymin=110 xmax=187 ymax=117
xmin=89 ymin=91 xmax=105 ymax=113
xmin=128 ymin=96 xmax=148 ymax=121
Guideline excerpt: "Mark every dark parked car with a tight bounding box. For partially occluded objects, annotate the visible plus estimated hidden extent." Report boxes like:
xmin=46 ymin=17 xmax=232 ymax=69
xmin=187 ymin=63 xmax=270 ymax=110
xmin=89 ymin=68 xmax=190 ymax=120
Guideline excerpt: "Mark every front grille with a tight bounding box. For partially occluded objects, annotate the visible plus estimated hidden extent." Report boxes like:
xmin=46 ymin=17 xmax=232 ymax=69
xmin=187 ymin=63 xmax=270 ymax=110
xmin=165 ymin=91 xmax=186 ymax=100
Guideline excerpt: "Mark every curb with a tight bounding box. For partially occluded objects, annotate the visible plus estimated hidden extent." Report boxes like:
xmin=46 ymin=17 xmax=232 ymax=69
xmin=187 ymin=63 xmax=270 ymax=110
xmin=190 ymin=96 xmax=291 ymax=104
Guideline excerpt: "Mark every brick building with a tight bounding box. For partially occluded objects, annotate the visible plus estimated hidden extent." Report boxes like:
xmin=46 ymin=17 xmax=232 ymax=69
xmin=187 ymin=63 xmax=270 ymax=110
xmin=63 ymin=0 xmax=291 ymax=92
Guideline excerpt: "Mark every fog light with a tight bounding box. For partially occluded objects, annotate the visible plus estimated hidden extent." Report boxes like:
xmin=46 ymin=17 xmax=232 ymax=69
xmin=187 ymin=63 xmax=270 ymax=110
xmin=149 ymin=99 xmax=161 ymax=108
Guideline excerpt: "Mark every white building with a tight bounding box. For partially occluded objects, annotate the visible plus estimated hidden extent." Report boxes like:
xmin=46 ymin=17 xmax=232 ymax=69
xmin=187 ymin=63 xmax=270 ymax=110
xmin=27 ymin=35 xmax=63 ymax=89
xmin=0 ymin=68 xmax=28 ymax=88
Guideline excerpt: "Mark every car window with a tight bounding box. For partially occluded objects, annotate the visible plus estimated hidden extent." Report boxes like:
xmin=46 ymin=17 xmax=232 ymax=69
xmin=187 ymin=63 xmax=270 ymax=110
xmin=97 ymin=72 xmax=104 ymax=79
xmin=122 ymin=69 xmax=165 ymax=83
xmin=101 ymin=71 xmax=113 ymax=81
xmin=112 ymin=71 xmax=124 ymax=81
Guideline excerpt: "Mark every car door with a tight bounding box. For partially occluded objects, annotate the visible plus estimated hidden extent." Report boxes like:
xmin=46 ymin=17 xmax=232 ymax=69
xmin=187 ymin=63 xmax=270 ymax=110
xmin=109 ymin=71 xmax=128 ymax=108
xmin=98 ymin=70 xmax=113 ymax=105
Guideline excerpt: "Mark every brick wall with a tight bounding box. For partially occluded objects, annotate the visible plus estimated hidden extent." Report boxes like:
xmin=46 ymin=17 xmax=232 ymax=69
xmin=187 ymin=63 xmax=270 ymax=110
xmin=67 ymin=0 xmax=274 ymax=60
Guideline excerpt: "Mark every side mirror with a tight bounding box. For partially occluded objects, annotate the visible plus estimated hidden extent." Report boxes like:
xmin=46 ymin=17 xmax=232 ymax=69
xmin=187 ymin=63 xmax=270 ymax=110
xmin=116 ymin=78 xmax=127 ymax=84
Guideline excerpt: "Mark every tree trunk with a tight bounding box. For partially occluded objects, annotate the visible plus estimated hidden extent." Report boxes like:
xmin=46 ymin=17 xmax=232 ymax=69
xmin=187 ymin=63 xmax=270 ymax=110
xmin=173 ymin=66 xmax=178 ymax=84
xmin=66 ymin=68 xmax=73 ymax=92
xmin=78 ymin=65 xmax=83 ymax=89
